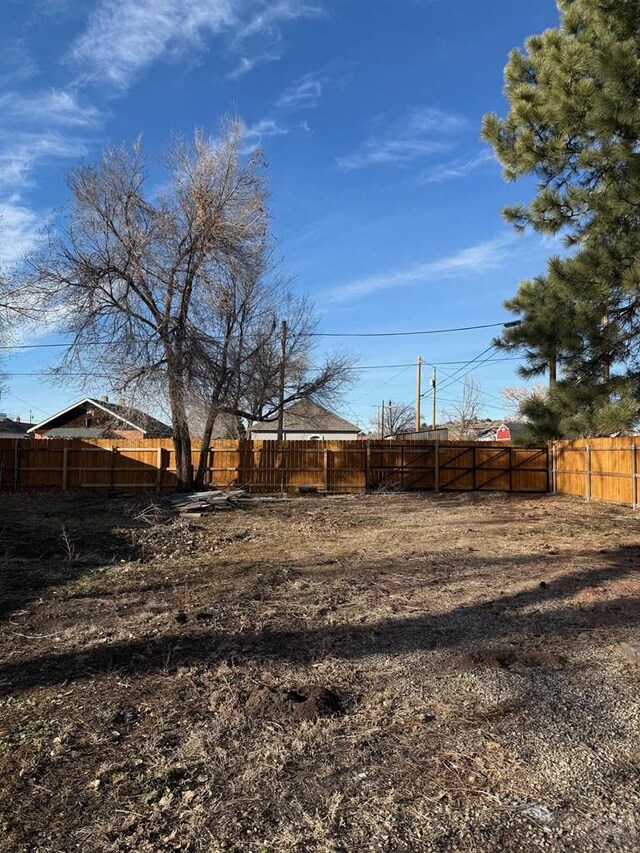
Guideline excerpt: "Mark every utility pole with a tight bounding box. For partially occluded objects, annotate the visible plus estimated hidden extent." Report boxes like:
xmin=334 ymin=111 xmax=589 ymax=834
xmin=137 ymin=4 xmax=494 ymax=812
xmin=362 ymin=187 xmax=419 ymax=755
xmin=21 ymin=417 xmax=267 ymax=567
xmin=388 ymin=400 xmax=393 ymax=438
xmin=276 ymin=319 xmax=287 ymax=441
xmin=415 ymin=356 xmax=422 ymax=432
xmin=431 ymin=367 xmax=437 ymax=431
xmin=380 ymin=399 xmax=385 ymax=438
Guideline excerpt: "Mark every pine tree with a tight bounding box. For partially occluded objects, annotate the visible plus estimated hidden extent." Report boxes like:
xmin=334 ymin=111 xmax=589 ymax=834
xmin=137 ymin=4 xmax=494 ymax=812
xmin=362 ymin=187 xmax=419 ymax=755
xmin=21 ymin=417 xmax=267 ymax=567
xmin=483 ymin=0 xmax=640 ymax=437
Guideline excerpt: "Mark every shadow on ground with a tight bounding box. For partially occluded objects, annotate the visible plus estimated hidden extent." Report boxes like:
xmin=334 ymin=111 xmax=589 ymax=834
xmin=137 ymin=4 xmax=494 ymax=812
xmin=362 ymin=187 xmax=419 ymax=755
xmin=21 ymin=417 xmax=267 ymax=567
xmin=1 ymin=544 xmax=637 ymax=696
xmin=0 ymin=493 xmax=144 ymax=620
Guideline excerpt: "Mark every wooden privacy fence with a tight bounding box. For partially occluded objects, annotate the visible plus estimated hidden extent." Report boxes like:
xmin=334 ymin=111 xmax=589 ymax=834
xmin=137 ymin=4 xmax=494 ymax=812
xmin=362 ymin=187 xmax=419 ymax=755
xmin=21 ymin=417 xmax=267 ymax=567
xmin=0 ymin=438 xmax=549 ymax=494
xmin=553 ymin=437 xmax=640 ymax=507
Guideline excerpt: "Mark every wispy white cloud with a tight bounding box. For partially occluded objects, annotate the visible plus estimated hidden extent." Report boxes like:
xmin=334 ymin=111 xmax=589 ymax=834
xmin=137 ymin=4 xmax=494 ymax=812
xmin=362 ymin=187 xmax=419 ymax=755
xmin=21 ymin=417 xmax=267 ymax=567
xmin=70 ymin=0 xmax=321 ymax=90
xmin=30 ymin=0 xmax=87 ymax=23
xmin=329 ymin=235 xmax=512 ymax=303
xmin=0 ymin=195 xmax=43 ymax=267
xmin=0 ymin=132 xmax=88 ymax=190
xmin=0 ymin=88 xmax=102 ymax=127
xmin=419 ymin=150 xmax=494 ymax=184
xmin=235 ymin=0 xmax=321 ymax=40
xmin=241 ymin=118 xmax=289 ymax=152
xmin=277 ymin=71 xmax=323 ymax=109
xmin=336 ymin=107 xmax=466 ymax=171
xmin=226 ymin=49 xmax=279 ymax=79
xmin=0 ymin=38 xmax=39 ymax=86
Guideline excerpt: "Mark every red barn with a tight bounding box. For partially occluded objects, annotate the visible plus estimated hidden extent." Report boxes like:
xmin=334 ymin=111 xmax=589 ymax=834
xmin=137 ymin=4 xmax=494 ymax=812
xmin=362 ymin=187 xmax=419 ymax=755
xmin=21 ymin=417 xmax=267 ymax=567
xmin=495 ymin=423 xmax=512 ymax=441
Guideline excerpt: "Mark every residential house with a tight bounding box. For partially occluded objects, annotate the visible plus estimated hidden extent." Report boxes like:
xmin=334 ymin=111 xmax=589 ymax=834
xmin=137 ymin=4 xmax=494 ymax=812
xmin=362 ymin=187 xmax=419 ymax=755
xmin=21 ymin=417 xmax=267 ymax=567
xmin=475 ymin=421 xmax=527 ymax=442
xmin=0 ymin=414 xmax=34 ymax=439
xmin=392 ymin=427 xmax=450 ymax=441
xmin=28 ymin=397 xmax=173 ymax=440
xmin=249 ymin=399 xmax=360 ymax=441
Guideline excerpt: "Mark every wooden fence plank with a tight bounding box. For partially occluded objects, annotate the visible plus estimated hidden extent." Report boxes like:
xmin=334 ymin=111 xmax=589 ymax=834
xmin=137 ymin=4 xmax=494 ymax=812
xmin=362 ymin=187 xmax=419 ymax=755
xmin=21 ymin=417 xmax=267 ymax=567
xmin=554 ymin=438 xmax=640 ymax=506
xmin=0 ymin=437 xmax=549 ymax=495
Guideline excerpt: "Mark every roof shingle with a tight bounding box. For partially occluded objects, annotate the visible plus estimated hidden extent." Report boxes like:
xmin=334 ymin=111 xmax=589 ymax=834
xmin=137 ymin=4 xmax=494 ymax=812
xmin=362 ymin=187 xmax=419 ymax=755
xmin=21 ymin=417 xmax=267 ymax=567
xmin=250 ymin=399 xmax=359 ymax=433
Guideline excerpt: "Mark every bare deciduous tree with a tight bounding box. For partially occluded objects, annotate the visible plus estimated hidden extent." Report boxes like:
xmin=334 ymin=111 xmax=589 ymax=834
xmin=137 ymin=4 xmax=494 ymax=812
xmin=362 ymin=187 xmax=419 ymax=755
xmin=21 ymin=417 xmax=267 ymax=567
xmin=372 ymin=401 xmax=416 ymax=438
xmin=0 ymin=236 xmax=36 ymax=403
xmin=501 ymin=384 xmax=547 ymax=416
xmin=444 ymin=376 xmax=485 ymax=440
xmin=0 ymin=274 xmax=8 ymax=400
xmin=29 ymin=120 xmax=353 ymax=488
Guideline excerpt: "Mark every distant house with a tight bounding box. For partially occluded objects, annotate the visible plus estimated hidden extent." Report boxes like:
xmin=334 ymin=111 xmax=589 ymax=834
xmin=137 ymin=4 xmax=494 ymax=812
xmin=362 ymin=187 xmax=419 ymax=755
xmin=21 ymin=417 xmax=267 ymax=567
xmin=475 ymin=421 xmax=526 ymax=442
xmin=0 ymin=414 xmax=34 ymax=439
xmin=209 ymin=413 xmax=245 ymax=440
xmin=28 ymin=397 xmax=173 ymax=440
xmin=249 ymin=399 xmax=360 ymax=441
xmin=392 ymin=427 xmax=450 ymax=442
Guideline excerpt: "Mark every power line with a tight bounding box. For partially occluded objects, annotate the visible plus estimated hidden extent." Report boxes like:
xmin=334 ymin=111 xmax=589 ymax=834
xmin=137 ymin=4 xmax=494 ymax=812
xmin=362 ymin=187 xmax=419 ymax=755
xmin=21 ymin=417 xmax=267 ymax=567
xmin=437 ymin=345 xmax=497 ymax=394
xmin=3 ymin=390 xmax=50 ymax=416
xmin=420 ymin=345 xmax=495 ymax=398
xmin=440 ymin=344 xmax=494 ymax=391
xmin=438 ymin=353 xmax=510 ymax=406
xmin=370 ymin=364 xmax=414 ymax=393
xmin=0 ymin=319 xmax=517 ymax=350
xmin=311 ymin=321 xmax=512 ymax=338
xmin=0 ymin=356 xmax=522 ymax=378
xmin=416 ymin=343 xmax=509 ymax=407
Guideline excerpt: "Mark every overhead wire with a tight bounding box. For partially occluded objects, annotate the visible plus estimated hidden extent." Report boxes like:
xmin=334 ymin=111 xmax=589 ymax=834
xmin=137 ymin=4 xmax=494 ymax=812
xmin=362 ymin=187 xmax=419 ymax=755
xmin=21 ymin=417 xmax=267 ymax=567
xmin=0 ymin=356 xmax=522 ymax=378
xmin=0 ymin=319 xmax=517 ymax=350
xmin=3 ymin=390 xmax=50 ymax=416
xmin=431 ymin=345 xmax=497 ymax=394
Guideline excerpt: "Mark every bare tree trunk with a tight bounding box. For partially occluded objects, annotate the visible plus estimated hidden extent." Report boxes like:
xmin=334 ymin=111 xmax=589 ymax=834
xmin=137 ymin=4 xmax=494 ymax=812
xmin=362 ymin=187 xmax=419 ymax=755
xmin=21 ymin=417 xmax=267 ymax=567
xmin=172 ymin=420 xmax=193 ymax=490
xmin=168 ymin=371 xmax=193 ymax=490
xmin=195 ymin=406 xmax=218 ymax=489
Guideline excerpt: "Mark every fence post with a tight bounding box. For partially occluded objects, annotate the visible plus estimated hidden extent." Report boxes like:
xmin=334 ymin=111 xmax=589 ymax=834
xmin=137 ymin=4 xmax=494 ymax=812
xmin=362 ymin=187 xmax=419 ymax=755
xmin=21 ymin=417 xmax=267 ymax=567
xmin=552 ymin=443 xmax=557 ymax=495
xmin=280 ymin=444 xmax=287 ymax=494
xmin=401 ymin=444 xmax=405 ymax=488
xmin=632 ymin=443 xmax=637 ymax=510
xmin=585 ymin=445 xmax=592 ymax=501
xmin=472 ymin=445 xmax=477 ymax=491
xmin=365 ymin=442 xmax=371 ymax=491
xmin=156 ymin=446 xmax=163 ymax=491
xmin=508 ymin=447 xmax=513 ymax=492
xmin=324 ymin=448 xmax=329 ymax=492
xmin=14 ymin=440 xmax=19 ymax=490
xmin=62 ymin=446 xmax=68 ymax=491
xmin=434 ymin=440 xmax=440 ymax=492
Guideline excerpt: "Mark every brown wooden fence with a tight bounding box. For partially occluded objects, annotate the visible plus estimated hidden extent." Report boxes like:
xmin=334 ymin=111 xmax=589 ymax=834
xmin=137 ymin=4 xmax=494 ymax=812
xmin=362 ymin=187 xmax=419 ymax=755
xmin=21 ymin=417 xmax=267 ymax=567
xmin=0 ymin=438 xmax=549 ymax=494
xmin=553 ymin=437 xmax=640 ymax=507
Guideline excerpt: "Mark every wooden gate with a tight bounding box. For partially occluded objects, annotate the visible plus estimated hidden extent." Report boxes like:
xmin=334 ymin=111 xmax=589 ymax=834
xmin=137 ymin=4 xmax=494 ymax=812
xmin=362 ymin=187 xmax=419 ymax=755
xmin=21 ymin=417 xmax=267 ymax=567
xmin=369 ymin=443 xmax=549 ymax=493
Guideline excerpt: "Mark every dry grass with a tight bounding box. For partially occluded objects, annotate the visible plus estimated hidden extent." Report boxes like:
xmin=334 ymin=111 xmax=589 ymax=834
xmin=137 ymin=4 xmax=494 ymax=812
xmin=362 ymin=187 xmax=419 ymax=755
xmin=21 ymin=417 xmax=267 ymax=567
xmin=0 ymin=490 xmax=639 ymax=852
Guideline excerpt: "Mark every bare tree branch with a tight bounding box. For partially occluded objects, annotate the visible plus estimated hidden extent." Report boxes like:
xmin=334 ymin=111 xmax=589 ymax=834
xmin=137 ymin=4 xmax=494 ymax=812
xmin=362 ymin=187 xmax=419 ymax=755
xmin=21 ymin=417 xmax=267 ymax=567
xmin=26 ymin=119 xmax=355 ymax=488
xmin=443 ymin=376 xmax=485 ymax=440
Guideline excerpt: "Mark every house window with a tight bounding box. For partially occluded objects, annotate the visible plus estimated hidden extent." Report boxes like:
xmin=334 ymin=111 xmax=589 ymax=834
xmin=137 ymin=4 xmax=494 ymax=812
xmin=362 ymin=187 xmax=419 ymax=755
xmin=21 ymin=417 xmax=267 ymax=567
xmin=309 ymin=434 xmax=322 ymax=440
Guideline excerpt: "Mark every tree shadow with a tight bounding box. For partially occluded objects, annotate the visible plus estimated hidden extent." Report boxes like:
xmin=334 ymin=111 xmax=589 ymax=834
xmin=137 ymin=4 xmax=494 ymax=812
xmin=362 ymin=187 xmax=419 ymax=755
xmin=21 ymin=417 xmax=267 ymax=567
xmin=1 ymin=544 xmax=637 ymax=696
xmin=0 ymin=493 xmax=144 ymax=621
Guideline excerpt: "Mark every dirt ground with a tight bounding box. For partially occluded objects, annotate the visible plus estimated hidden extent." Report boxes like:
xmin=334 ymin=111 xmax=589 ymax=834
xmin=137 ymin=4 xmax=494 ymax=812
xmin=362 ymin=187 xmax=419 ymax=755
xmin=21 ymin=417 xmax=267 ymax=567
xmin=0 ymin=490 xmax=639 ymax=852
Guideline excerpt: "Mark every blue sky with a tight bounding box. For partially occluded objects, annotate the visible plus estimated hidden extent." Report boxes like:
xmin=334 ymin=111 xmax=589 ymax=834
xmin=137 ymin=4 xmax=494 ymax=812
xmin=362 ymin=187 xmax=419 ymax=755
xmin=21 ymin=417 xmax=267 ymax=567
xmin=0 ymin=0 xmax=562 ymax=428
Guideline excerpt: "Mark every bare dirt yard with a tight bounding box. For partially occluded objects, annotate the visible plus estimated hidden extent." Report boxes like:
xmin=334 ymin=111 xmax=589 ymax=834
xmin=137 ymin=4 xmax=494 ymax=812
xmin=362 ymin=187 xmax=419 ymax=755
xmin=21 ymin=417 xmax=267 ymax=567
xmin=0 ymin=490 xmax=639 ymax=852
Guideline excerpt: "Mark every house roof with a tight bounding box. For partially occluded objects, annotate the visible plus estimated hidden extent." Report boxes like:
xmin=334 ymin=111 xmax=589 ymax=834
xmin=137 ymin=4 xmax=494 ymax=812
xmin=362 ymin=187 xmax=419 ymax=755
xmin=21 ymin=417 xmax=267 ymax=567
xmin=0 ymin=417 xmax=33 ymax=437
xmin=250 ymin=399 xmax=359 ymax=434
xmin=28 ymin=397 xmax=173 ymax=437
xmin=45 ymin=427 xmax=117 ymax=439
xmin=475 ymin=420 xmax=528 ymax=441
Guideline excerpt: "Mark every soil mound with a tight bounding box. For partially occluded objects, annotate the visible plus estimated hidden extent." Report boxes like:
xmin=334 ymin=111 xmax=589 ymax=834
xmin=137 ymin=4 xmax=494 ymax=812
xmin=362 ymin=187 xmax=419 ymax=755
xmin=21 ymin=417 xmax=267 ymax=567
xmin=457 ymin=648 xmax=568 ymax=670
xmin=246 ymin=685 xmax=343 ymax=721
